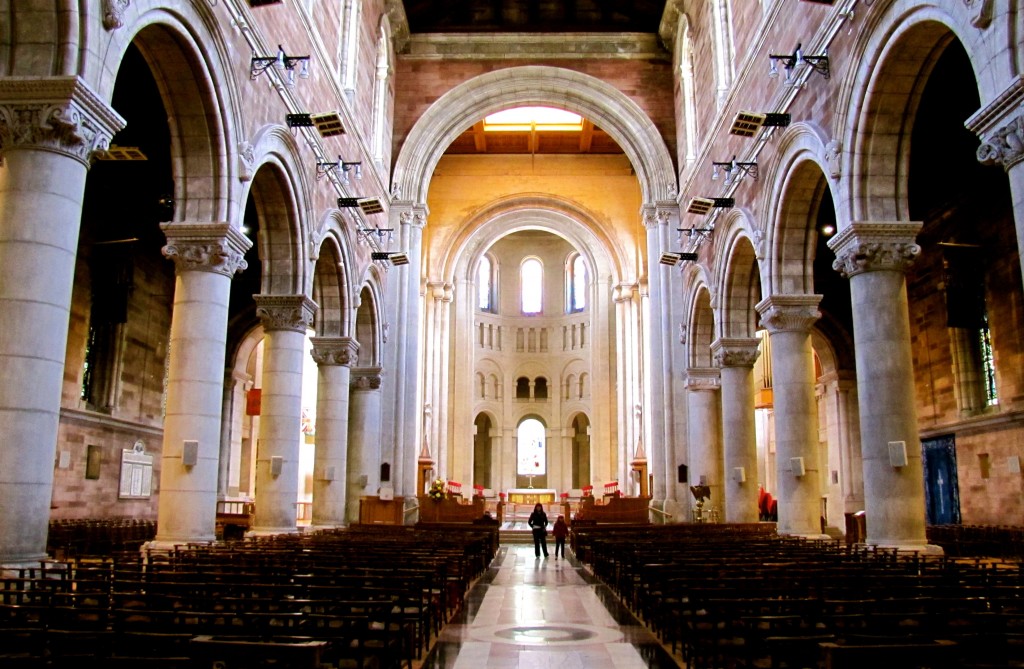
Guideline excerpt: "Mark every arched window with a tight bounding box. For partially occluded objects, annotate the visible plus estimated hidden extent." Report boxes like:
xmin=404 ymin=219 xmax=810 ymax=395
xmin=517 ymin=418 xmax=546 ymax=477
xmin=371 ymin=24 xmax=393 ymax=165
xmin=521 ymin=257 xmax=543 ymax=315
xmin=566 ymin=253 xmax=587 ymax=313
xmin=675 ymin=15 xmax=698 ymax=168
xmin=478 ymin=255 xmax=496 ymax=312
xmin=340 ymin=0 xmax=362 ymax=96
xmin=711 ymin=0 xmax=735 ymax=109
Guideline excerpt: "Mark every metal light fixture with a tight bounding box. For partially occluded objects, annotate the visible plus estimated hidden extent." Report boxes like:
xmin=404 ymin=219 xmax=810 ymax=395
xmin=769 ymin=43 xmax=830 ymax=84
xmin=711 ymin=156 xmax=758 ymax=185
xmin=251 ymin=45 xmax=310 ymax=86
xmin=358 ymin=227 xmax=394 ymax=244
xmin=686 ymin=197 xmax=734 ymax=215
xmin=340 ymin=161 xmax=362 ymax=185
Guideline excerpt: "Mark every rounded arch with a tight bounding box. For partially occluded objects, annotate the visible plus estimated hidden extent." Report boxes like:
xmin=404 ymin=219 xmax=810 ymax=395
xmin=445 ymin=195 xmax=627 ymax=291
xmin=836 ymin=4 xmax=990 ymax=224
xmin=244 ymin=125 xmax=315 ymax=296
xmin=392 ymin=66 xmax=676 ymax=205
xmin=97 ymin=5 xmax=242 ymax=225
xmin=714 ymin=210 xmax=764 ymax=340
xmin=354 ymin=276 xmax=385 ymax=368
xmin=761 ymin=122 xmax=835 ymax=296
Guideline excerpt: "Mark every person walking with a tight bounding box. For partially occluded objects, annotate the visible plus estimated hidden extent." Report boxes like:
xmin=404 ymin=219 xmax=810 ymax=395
xmin=552 ymin=514 xmax=569 ymax=559
xmin=527 ymin=503 xmax=549 ymax=558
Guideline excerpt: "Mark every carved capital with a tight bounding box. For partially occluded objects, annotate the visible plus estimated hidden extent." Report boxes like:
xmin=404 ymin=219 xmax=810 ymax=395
xmin=103 ymin=0 xmax=130 ymax=30
xmin=977 ymin=114 xmax=1024 ymax=170
xmin=755 ymin=294 xmax=822 ymax=334
xmin=310 ymin=337 xmax=359 ymax=366
xmin=399 ymin=208 xmax=426 ymax=228
xmin=161 ymin=222 xmax=251 ymax=276
xmin=0 ymin=77 xmax=124 ymax=166
xmin=827 ymin=222 xmax=922 ymax=278
xmin=686 ymin=367 xmax=721 ymax=391
xmin=711 ymin=337 xmax=761 ymax=368
xmin=254 ymin=295 xmax=318 ymax=333
xmin=351 ymin=366 xmax=383 ymax=390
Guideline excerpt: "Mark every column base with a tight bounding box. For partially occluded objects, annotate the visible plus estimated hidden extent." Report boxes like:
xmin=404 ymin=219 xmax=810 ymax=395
xmin=782 ymin=532 xmax=832 ymax=542
xmin=246 ymin=527 xmax=301 ymax=537
xmin=660 ymin=498 xmax=684 ymax=524
xmin=1 ymin=554 xmax=55 ymax=577
xmin=143 ymin=538 xmax=215 ymax=554
xmin=308 ymin=523 xmax=348 ymax=532
xmin=866 ymin=541 xmax=945 ymax=556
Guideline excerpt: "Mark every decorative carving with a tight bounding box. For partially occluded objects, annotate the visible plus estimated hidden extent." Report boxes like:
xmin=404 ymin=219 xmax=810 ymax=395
xmin=103 ymin=0 xmax=130 ymax=30
xmin=977 ymin=115 xmax=1024 ymax=169
xmin=755 ymin=295 xmax=822 ymax=334
xmin=711 ymin=338 xmax=760 ymax=368
xmin=965 ymin=0 xmax=994 ymax=28
xmin=254 ymin=295 xmax=318 ymax=333
xmin=828 ymin=222 xmax=922 ymax=278
xmin=310 ymin=337 xmax=359 ymax=366
xmin=238 ymin=141 xmax=256 ymax=181
xmin=678 ymin=323 xmax=687 ymax=345
xmin=160 ymin=222 xmax=251 ymax=276
xmin=382 ymin=322 xmax=390 ymax=343
xmin=0 ymin=78 xmax=123 ymax=166
xmin=399 ymin=209 xmax=426 ymax=228
xmin=685 ymin=368 xmax=721 ymax=391
xmin=825 ymin=139 xmax=842 ymax=178
xmin=752 ymin=227 xmax=766 ymax=260
xmin=352 ymin=367 xmax=383 ymax=390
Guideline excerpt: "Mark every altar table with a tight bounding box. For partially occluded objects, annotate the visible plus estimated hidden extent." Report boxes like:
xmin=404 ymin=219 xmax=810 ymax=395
xmin=506 ymin=488 xmax=557 ymax=505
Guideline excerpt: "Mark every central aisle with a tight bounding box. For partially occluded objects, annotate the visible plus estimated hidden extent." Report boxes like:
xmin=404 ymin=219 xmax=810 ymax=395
xmin=421 ymin=544 xmax=681 ymax=668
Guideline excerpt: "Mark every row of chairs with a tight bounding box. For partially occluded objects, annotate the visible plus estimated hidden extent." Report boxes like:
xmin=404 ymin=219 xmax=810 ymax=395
xmin=1 ymin=524 xmax=498 ymax=668
xmin=46 ymin=518 xmax=156 ymax=558
xmin=572 ymin=523 xmax=1024 ymax=668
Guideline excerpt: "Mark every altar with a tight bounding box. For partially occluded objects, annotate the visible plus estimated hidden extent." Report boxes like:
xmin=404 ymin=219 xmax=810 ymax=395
xmin=506 ymin=488 xmax=557 ymax=505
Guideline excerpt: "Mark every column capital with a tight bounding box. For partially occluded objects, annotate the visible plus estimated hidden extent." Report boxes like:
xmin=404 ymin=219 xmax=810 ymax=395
xmin=399 ymin=208 xmax=427 ymax=229
xmin=351 ymin=366 xmax=383 ymax=390
xmin=966 ymin=75 xmax=1024 ymax=153
xmin=309 ymin=337 xmax=359 ymax=366
xmin=755 ymin=294 xmax=822 ymax=334
xmin=0 ymin=76 xmax=125 ymax=166
xmin=827 ymin=222 xmax=922 ymax=278
xmin=641 ymin=203 xmax=675 ymax=230
xmin=254 ymin=295 xmax=317 ymax=333
xmin=711 ymin=337 xmax=760 ymax=368
xmin=976 ymin=113 xmax=1024 ymax=171
xmin=685 ymin=367 xmax=721 ymax=391
xmin=612 ymin=283 xmax=637 ymax=303
xmin=161 ymin=222 xmax=251 ymax=276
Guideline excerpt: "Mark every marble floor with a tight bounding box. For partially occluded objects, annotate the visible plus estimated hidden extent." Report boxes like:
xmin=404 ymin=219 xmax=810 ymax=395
xmin=419 ymin=544 xmax=682 ymax=668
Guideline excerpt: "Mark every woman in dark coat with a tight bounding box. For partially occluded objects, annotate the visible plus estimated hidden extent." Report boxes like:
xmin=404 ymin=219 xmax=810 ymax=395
xmin=527 ymin=503 xmax=549 ymax=558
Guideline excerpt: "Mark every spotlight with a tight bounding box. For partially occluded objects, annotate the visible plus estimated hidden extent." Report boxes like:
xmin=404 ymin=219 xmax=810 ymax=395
xmin=371 ymin=251 xmax=410 ymax=266
xmin=730 ymin=112 xmax=791 ymax=138
xmin=659 ymin=252 xmax=699 ymax=266
xmin=686 ymin=197 xmax=734 ymax=215
xmin=711 ymin=157 xmax=758 ymax=185
xmin=92 ymin=145 xmax=147 ymax=161
xmin=769 ymin=43 xmax=830 ymax=84
xmin=338 ymin=197 xmax=385 ymax=215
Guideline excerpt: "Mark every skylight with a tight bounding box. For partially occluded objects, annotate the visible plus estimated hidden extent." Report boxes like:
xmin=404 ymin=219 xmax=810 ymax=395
xmin=484 ymin=106 xmax=583 ymax=132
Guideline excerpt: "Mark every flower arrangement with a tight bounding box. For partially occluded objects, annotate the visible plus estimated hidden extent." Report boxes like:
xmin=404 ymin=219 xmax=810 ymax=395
xmin=428 ymin=478 xmax=446 ymax=502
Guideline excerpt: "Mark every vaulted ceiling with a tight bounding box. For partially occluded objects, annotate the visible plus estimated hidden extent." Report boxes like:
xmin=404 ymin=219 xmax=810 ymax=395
xmin=404 ymin=0 xmax=665 ymax=34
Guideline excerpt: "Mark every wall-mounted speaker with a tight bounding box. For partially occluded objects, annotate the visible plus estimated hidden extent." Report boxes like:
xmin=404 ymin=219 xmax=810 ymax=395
xmin=323 ymin=466 xmax=336 ymax=482
xmin=733 ymin=466 xmax=746 ymax=483
xmin=831 ymin=470 xmax=839 ymax=485
xmin=791 ymin=457 xmax=806 ymax=477
xmin=888 ymin=441 xmax=908 ymax=468
xmin=270 ymin=455 xmax=283 ymax=477
xmin=182 ymin=440 xmax=199 ymax=467
xmin=58 ymin=450 xmax=71 ymax=469
xmin=1009 ymin=455 xmax=1021 ymax=475
xmin=678 ymin=464 xmax=688 ymax=483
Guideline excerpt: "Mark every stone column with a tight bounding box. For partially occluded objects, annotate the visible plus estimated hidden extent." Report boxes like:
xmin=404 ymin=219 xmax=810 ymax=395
xmin=686 ymin=368 xmax=722 ymax=517
xmin=309 ymin=337 xmax=358 ymax=528
xmin=250 ymin=295 xmax=317 ymax=534
xmin=756 ymin=295 xmax=826 ymax=538
xmin=347 ymin=367 xmax=383 ymax=524
xmin=642 ymin=206 xmax=672 ymax=503
xmin=222 ymin=370 xmax=253 ymax=498
xmin=828 ymin=222 xmax=938 ymax=553
xmin=0 ymin=78 xmax=122 ymax=564
xmin=712 ymin=338 xmax=760 ymax=523
xmin=154 ymin=223 xmax=251 ymax=546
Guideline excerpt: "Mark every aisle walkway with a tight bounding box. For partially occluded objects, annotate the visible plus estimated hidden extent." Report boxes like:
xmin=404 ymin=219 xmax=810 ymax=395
xmin=420 ymin=544 xmax=681 ymax=668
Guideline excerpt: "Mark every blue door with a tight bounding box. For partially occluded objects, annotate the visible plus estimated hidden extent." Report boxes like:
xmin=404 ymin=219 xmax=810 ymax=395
xmin=921 ymin=435 xmax=961 ymax=525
